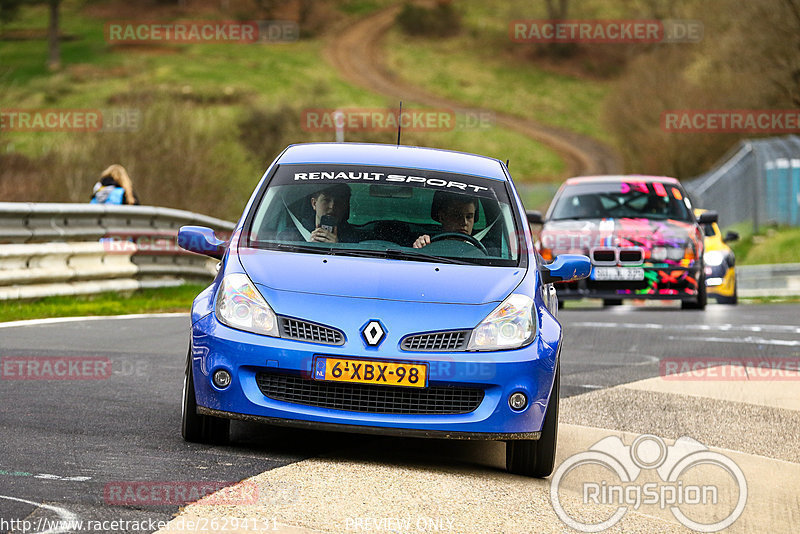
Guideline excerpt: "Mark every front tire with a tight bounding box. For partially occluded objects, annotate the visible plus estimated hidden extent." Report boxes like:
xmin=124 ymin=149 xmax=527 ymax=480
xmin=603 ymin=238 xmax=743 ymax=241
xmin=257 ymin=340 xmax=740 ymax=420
xmin=602 ymin=299 xmax=623 ymax=307
xmin=182 ymin=350 xmax=230 ymax=445
xmin=682 ymin=271 xmax=707 ymax=310
xmin=506 ymin=364 xmax=560 ymax=478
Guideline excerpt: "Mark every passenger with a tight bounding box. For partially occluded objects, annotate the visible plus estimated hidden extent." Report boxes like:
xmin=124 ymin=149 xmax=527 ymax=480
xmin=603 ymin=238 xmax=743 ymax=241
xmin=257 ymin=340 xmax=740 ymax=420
xmin=90 ymin=164 xmax=140 ymax=205
xmin=413 ymin=191 xmax=478 ymax=248
xmin=308 ymin=184 xmax=360 ymax=243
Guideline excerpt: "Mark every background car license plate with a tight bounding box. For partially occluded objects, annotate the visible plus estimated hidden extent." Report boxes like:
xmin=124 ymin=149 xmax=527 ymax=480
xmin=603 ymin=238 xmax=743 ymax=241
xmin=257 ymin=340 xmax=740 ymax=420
xmin=313 ymin=357 xmax=427 ymax=388
xmin=592 ymin=267 xmax=645 ymax=281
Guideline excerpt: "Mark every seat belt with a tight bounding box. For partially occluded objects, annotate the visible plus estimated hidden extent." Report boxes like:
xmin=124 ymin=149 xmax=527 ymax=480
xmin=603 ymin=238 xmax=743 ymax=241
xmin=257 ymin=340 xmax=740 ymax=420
xmin=283 ymin=200 xmax=312 ymax=242
xmin=473 ymin=216 xmax=498 ymax=241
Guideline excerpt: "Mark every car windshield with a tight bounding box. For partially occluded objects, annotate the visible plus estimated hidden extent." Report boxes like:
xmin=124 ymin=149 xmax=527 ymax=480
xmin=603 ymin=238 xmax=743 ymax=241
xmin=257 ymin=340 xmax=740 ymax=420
xmin=246 ymin=164 xmax=520 ymax=266
xmin=550 ymin=180 xmax=693 ymax=222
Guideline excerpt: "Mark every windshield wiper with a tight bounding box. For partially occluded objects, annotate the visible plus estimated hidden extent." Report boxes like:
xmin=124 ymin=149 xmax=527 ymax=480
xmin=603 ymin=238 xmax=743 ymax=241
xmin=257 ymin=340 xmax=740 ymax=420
xmin=269 ymin=242 xmax=334 ymax=254
xmin=385 ymin=248 xmax=471 ymax=265
xmin=330 ymin=247 xmax=470 ymax=265
xmin=259 ymin=242 xmax=471 ymax=265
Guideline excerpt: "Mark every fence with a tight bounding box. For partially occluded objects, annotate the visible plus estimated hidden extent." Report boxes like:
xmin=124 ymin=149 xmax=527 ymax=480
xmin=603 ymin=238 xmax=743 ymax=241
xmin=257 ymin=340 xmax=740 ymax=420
xmin=0 ymin=203 xmax=235 ymax=300
xmin=685 ymin=135 xmax=800 ymax=230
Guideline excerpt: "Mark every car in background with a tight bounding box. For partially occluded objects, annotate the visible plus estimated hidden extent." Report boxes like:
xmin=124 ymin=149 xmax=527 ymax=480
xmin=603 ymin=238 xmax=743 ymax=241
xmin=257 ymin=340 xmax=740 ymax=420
xmin=178 ymin=142 xmax=591 ymax=478
xmin=529 ymin=175 xmax=716 ymax=310
xmin=695 ymin=208 xmax=739 ymax=304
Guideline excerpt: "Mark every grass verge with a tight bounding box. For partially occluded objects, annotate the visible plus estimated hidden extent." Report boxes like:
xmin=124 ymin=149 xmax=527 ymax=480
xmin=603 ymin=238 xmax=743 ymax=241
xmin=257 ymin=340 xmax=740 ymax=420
xmin=728 ymin=225 xmax=800 ymax=265
xmin=0 ymin=0 xmax=564 ymax=214
xmin=383 ymin=3 xmax=612 ymax=146
xmin=0 ymin=284 xmax=206 ymax=323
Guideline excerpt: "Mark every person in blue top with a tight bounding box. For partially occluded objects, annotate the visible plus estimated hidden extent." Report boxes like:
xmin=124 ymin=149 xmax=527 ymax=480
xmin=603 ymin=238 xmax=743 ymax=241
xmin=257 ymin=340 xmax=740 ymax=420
xmin=90 ymin=164 xmax=139 ymax=205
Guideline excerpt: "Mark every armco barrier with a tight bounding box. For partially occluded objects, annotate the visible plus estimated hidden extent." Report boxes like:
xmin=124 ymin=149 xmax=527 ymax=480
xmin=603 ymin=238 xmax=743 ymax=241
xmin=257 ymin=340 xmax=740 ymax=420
xmin=0 ymin=203 xmax=235 ymax=300
xmin=0 ymin=203 xmax=796 ymax=300
xmin=736 ymin=263 xmax=800 ymax=297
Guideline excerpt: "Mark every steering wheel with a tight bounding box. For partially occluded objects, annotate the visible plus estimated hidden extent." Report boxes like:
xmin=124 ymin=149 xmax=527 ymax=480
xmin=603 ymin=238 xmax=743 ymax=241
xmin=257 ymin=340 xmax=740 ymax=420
xmin=430 ymin=232 xmax=488 ymax=254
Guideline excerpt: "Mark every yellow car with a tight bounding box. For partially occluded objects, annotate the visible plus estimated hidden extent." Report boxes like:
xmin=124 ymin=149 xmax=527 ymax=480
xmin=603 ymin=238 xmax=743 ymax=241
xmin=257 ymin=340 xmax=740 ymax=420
xmin=695 ymin=209 xmax=739 ymax=304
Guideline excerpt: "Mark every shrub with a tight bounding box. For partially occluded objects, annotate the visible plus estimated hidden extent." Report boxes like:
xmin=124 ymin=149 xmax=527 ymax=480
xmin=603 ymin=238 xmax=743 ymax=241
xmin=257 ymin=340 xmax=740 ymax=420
xmin=395 ymin=1 xmax=460 ymax=38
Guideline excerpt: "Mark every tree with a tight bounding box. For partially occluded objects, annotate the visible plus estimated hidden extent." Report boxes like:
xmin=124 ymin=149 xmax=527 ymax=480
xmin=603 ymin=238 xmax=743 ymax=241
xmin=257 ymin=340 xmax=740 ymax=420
xmin=0 ymin=0 xmax=61 ymax=70
xmin=543 ymin=0 xmax=568 ymax=20
xmin=47 ymin=0 xmax=59 ymax=70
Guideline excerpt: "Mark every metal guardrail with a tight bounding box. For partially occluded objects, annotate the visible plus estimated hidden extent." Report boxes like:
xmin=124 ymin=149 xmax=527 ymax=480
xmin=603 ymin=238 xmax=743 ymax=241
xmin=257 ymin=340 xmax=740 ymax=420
xmin=737 ymin=263 xmax=800 ymax=297
xmin=0 ymin=203 xmax=236 ymax=300
xmin=0 ymin=203 xmax=795 ymax=300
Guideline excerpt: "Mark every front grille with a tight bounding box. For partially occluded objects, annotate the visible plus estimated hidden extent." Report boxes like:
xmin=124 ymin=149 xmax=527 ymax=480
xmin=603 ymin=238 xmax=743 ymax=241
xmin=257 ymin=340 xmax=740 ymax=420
xmin=591 ymin=248 xmax=616 ymax=264
xmin=279 ymin=317 xmax=344 ymax=345
xmin=400 ymin=330 xmax=469 ymax=352
xmin=256 ymin=372 xmax=484 ymax=415
xmin=618 ymin=248 xmax=644 ymax=264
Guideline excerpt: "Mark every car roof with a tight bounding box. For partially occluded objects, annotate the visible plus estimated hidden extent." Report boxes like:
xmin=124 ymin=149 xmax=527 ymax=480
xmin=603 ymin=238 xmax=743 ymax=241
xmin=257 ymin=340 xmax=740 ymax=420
xmin=278 ymin=142 xmax=507 ymax=181
xmin=565 ymin=174 xmax=681 ymax=185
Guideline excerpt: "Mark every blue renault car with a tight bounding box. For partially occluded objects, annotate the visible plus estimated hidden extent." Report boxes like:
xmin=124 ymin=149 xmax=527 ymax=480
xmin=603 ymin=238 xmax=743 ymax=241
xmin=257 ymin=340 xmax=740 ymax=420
xmin=178 ymin=143 xmax=590 ymax=477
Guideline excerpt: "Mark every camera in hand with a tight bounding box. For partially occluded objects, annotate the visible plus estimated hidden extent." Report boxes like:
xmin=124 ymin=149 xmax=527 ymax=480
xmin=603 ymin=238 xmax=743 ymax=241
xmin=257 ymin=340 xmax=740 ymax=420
xmin=319 ymin=215 xmax=337 ymax=233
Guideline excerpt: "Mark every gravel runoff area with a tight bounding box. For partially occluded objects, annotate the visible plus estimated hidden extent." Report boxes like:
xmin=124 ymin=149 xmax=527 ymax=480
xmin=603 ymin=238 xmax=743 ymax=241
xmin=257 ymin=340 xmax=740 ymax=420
xmin=562 ymin=386 xmax=800 ymax=464
xmin=158 ymin=450 xmax=686 ymax=534
xmin=158 ymin=369 xmax=800 ymax=533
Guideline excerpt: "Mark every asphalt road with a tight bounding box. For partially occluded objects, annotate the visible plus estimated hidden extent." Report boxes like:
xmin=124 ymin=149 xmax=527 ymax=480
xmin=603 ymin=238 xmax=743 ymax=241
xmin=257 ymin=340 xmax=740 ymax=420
xmin=1 ymin=303 xmax=798 ymax=533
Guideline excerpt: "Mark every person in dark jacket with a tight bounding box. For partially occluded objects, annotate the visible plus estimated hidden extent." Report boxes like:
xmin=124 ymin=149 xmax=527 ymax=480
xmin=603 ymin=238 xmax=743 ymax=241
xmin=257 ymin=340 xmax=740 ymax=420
xmin=90 ymin=164 xmax=140 ymax=205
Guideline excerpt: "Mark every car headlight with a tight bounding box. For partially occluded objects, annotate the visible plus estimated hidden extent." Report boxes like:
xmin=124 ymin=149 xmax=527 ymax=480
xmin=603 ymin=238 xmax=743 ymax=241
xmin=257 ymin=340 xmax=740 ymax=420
xmin=468 ymin=294 xmax=536 ymax=351
xmin=666 ymin=247 xmax=686 ymax=261
xmin=215 ymin=273 xmax=280 ymax=337
xmin=704 ymin=250 xmax=725 ymax=266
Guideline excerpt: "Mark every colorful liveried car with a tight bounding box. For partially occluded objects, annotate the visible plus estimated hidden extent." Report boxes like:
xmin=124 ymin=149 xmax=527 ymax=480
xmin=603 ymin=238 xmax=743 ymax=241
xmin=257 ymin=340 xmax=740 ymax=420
xmin=695 ymin=208 xmax=739 ymax=304
xmin=177 ymin=142 xmax=590 ymax=478
xmin=529 ymin=175 xmax=715 ymax=309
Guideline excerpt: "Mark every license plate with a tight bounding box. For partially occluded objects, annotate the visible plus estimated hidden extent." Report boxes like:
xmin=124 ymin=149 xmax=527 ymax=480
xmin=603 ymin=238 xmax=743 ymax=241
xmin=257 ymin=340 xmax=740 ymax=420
xmin=313 ymin=357 xmax=427 ymax=388
xmin=592 ymin=267 xmax=645 ymax=281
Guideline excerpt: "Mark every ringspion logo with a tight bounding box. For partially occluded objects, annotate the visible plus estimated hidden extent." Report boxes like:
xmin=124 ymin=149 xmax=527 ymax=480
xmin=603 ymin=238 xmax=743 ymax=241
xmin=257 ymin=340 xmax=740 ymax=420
xmin=551 ymin=434 xmax=747 ymax=532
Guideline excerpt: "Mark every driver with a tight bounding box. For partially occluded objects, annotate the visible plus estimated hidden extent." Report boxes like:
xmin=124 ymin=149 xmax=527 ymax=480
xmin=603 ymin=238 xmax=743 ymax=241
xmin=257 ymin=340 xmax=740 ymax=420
xmin=413 ymin=191 xmax=478 ymax=249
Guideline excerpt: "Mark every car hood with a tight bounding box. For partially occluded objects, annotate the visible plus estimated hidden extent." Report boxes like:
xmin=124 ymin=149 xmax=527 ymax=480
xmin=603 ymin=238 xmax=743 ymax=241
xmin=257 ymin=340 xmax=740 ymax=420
xmin=541 ymin=217 xmax=698 ymax=251
xmin=238 ymin=248 xmax=524 ymax=304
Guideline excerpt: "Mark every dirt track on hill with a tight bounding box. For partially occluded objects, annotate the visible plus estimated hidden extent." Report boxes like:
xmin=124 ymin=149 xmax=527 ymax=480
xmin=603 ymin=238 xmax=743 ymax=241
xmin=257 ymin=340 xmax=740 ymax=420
xmin=324 ymin=6 xmax=622 ymax=178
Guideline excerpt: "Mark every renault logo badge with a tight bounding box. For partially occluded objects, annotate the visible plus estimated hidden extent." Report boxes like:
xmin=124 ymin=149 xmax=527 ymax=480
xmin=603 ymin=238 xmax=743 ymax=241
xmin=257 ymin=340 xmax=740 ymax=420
xmin=361 ymin=320 xmax=386 ymax=347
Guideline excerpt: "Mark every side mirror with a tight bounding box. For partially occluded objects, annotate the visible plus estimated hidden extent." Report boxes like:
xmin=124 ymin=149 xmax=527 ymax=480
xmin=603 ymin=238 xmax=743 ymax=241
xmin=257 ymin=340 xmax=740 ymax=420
xmin=541 ymin=254 xmax=591 ymax=285
xmin=723 ymin=231 xmax=740 ymax=243
xmin=178 ymin=226 xmax=228 ymax=259
xmin=527 ymin=210 xmax=544 ymax=225
xmin=697 ymin=211 xmax=718 ymax=224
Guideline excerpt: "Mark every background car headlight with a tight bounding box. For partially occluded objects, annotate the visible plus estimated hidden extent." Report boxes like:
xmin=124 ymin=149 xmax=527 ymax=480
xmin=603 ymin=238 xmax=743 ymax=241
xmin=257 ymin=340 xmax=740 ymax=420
xmin=468 ymin=294 xmax=536 ymax=351
xmin=704 ymin=250 xmax=725 ymax=266
xmin=215 ymin=273 xmax=280 ymax=337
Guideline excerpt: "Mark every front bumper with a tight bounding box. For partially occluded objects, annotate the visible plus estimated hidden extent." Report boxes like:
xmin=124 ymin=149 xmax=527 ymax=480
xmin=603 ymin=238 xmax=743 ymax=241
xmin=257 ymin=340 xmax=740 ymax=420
xmin=189 ymin=307 xmax=561 ymax=439
xmin=706 ymin=264 xmax=736 ymax=298
xmin=555 ymin=264 xmax=702 ymax=300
